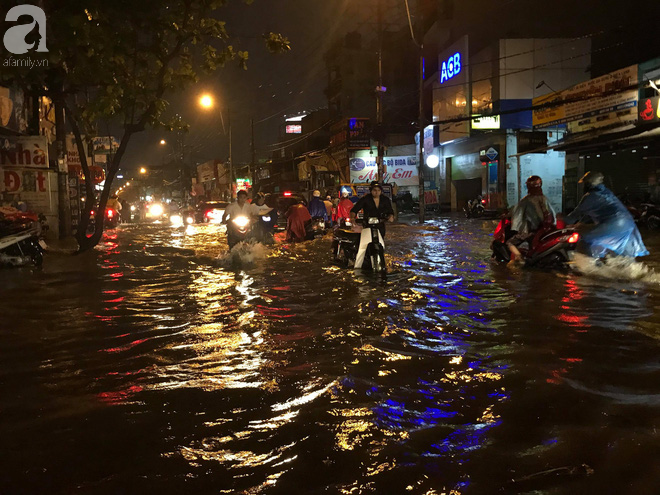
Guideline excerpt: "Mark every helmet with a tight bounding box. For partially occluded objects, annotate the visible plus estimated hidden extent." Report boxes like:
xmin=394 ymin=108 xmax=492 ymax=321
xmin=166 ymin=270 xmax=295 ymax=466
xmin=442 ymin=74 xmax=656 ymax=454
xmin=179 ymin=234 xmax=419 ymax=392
xmin=341 ymin=190 xmax=350 ymax=197
xmin=525 ymin=175 xmax=543 ymax=189
xmin=579 ymin=171 xmax=604 ymax=190
xmin=312 ymin=190 xmax=321 ymax=197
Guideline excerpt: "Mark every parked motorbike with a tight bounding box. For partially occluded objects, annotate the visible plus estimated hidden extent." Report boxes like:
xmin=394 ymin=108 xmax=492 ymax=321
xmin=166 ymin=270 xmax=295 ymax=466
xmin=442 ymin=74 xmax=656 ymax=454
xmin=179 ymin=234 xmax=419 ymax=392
xmin=639 ymin=203 xmax=660 ymax=230
xmin=227 ymin=215 xmax=252 ymax=249
xmin=332 ymin=216 xmax=387 ymax=273
xmin=491 ymin=217 xmax=580 ymax=268
xmin=464 ymin=196 xmax=486 ymax=218
xmin=0 ymin=228 xmax=44 ymax=267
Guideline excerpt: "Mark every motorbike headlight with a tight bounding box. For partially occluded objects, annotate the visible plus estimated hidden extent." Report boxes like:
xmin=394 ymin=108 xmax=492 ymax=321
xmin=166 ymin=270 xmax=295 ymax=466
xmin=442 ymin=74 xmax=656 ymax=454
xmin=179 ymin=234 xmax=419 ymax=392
xmin=232 ymin=216 xmax=250 ymax=228
xmin=170 ymin=214 xmax=182 ymax=225
xmin=130 ymin=205 xmax=136 ymax=212
xmin=261 ymin=216 xmax=271 ymax=222
xmin=186 ymin=216 xmax=194 ymax=224
xmin=150 ymin=204 xmax=164 ymax=217
xmin=368 ymin=217 xmax=380 ymax=225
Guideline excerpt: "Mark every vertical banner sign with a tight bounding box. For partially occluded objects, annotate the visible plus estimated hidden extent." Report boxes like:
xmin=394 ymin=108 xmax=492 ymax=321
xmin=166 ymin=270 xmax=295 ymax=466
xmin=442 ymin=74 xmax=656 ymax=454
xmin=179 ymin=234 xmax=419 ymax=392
xmin=69 ymin=176 xmax=81 ymax=231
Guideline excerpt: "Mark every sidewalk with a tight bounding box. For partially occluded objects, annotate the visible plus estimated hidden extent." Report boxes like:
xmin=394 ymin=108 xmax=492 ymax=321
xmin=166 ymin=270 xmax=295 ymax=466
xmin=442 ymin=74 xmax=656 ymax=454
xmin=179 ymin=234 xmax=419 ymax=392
xmin=44 ymin=236 xmax=79 ymax=255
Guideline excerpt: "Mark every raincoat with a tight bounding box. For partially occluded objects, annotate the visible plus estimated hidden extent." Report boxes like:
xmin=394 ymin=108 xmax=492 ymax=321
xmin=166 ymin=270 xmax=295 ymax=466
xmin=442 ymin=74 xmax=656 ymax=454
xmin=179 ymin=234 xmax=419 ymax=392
xmin=565 ymin=184 xmax=648 ymax=258
xmin=336 ymin=198 xmax=354 ymax=222
xmin=286 ymin=204 xmax=311 ymax=242
xmin=511 ymin=194 xmax=556 ymax=236
xmin=307 ymin=197 xmax=328 ymax=222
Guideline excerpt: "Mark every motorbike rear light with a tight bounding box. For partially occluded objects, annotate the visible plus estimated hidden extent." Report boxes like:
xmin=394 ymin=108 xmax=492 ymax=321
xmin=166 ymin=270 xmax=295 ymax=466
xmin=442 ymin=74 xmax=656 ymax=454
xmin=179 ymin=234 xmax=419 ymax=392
xmin=206 ymin=210 xmax=213 ymax=218
xmin=481 ymin=199 xmax=486 ymax=204
xmin=107 ymin=209 xmax=114 ymax=218
xmin=283 ymin=191 xmax=292 ymax=197
xmin=567 ymin=233 xmax=579 ymax=243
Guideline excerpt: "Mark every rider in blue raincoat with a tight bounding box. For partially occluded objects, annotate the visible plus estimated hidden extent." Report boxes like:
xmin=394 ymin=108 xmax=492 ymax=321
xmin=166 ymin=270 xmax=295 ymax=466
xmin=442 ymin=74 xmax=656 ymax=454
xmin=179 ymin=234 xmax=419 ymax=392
xmin=563 ymin=171 xmax=648 ymax=258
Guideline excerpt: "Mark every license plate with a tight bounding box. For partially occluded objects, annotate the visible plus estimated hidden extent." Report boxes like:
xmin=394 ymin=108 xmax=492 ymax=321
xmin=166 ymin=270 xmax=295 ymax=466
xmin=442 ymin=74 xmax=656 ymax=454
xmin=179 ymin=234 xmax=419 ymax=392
xmin=39 ymin=240 xmax=47 ymax=249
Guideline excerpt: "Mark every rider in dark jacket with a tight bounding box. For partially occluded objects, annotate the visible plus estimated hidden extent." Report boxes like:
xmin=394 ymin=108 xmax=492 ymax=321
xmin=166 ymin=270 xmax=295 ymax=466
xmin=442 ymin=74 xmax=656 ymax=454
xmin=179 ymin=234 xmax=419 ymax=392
xmin=307 ymin=190 xmax=328 ymax=223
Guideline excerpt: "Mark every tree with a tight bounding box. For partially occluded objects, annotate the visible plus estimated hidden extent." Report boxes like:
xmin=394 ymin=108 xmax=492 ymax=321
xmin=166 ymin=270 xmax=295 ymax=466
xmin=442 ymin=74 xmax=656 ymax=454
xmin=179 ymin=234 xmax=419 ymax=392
xmin=1 ymin=0 xmax=289 ymax=252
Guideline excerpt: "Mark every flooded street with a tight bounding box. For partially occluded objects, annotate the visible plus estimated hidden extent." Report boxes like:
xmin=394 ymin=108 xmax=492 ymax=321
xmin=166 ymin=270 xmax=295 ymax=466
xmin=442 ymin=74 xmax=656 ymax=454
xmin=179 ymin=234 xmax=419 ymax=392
xmin=2 ymin=216 xmax=660 ymax=494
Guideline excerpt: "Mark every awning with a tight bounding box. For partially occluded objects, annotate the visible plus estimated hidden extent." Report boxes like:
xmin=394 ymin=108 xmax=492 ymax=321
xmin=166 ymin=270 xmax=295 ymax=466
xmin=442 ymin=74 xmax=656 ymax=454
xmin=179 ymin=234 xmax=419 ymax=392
xmin=510 ymin=123 xmax=660 ymax=157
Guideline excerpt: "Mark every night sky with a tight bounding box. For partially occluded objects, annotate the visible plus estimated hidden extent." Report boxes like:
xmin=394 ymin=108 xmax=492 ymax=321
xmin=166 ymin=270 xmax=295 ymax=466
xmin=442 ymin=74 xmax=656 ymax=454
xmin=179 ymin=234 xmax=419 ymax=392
xmin=120 ymin=0 xmax=409 ymax=176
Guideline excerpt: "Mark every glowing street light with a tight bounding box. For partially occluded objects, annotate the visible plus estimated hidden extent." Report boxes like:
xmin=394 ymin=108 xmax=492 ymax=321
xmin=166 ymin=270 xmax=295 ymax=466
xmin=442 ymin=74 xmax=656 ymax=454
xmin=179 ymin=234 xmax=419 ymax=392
xmin=140 ymin=167 xmax=147 ymax=174
xmin=199 ymin=94 xmax=214 ymax=109
xmin=426 ymin=155 xmax=439 ymax=169
xmin=160 ymin=139 xmax=166 ymax=145
xmin=125 ymin=181 xmax=130 ymax=187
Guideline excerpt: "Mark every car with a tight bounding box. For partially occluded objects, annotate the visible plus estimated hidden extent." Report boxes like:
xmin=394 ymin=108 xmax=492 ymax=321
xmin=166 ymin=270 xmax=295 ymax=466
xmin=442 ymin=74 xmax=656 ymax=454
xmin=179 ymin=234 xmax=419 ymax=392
xmin=264 ymin=192 xmax=305 ymax=231
xmin=196 ymin=201 xmax=229 ymax=224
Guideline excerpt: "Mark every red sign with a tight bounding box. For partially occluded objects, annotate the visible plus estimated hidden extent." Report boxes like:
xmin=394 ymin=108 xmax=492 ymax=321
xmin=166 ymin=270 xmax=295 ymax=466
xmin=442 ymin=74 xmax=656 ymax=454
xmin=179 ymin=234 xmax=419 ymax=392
xmin=424 ymin=189 xmax=439 ymax=205
xmin=639 ymin=96 xmax=660 ymax=123
xmin=285 ymin=124 xmax=302 ymax=134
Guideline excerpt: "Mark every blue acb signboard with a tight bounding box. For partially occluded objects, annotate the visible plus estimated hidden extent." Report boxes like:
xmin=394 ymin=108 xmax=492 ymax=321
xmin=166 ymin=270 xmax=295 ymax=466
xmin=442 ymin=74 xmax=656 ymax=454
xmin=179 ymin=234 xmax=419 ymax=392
xmin=440 ymin=52 xmax=462 ymax=84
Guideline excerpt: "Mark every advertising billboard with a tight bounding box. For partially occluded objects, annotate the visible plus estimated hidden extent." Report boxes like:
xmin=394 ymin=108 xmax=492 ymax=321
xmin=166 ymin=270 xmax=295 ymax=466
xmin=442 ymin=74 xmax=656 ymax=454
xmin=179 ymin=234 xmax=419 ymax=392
xmin=533 ymin=65 xmax=638 ymax=128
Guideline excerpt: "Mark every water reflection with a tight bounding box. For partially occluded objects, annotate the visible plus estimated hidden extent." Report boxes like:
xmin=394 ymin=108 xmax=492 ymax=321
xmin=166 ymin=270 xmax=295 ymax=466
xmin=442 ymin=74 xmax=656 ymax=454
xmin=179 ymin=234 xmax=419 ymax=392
xmin=1 ymin=219 xmax=659 ymax=494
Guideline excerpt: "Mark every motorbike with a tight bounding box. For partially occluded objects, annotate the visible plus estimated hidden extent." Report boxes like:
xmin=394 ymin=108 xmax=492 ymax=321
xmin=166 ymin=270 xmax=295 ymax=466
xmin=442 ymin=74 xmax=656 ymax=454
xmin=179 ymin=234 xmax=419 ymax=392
xmin=105 ymin=207 xmax=119 ymax=228
xmin=254 ymin=212 xmax=277 ymax=244
xmin=169 ymin=210 xmax=195 ymax=227
xmin=332 ymin=216 xmax=387 ymax=273
xmin=0 ymin=227 xmax=44 ymax=267
xmin=491 ymin=216 xmax=580 ymax=268
xmin=464 ymin=196 xmax=486 ymax=218
xmin=305 ymin=216 xmax=327 ymax=240
xmin=227 ymin=215 xmax=252 ymax=249
xmin=639 ymin=203 xmax=660 ymax=230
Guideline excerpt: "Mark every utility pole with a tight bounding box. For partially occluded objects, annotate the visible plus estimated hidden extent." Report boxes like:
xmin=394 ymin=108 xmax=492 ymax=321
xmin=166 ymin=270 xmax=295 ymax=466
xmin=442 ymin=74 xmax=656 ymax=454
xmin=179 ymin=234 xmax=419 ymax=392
xmin=404 ymin=0 xmax=425 ymax=223
xmin=250 ymin=117 xmax=256 ymax=188
xmin=228 ymin=110 xmax=234 ymax=199
xmin=376 ymin=0 xmax=385 ymax=182
xmin=417 ymin=43 xmax=425 ymax=224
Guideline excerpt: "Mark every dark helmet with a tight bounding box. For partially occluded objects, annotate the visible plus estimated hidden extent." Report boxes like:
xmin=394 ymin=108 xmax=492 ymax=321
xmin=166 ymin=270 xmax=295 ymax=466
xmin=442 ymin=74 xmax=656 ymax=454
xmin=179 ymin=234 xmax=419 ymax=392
xmin=369 ymin=181 xmax=383 ymax=191
xmin=526 ymin=175 xmax=543 ymax=189
xmin=579 ymin=171 xmax=604 ymax=190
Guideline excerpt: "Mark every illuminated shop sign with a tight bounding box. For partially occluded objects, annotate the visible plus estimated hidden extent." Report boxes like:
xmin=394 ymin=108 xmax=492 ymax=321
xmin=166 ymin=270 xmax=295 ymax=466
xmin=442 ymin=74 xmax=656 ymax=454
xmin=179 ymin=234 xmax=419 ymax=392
xmin=440 ymin=52 xmax=462 ymax=84
xmin=471 ymin=115 xmax=500 ymax=129
xmin=285 ymin=125 xmax=302 ymax=134
xmin=639 ymin=96 xmax=660 ymax=123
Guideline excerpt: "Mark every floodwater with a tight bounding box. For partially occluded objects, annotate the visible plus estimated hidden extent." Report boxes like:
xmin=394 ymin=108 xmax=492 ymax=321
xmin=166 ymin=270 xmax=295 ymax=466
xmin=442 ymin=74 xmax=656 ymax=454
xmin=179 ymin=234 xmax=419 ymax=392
xmin=1 ymin=216 xmax=659 ymax=494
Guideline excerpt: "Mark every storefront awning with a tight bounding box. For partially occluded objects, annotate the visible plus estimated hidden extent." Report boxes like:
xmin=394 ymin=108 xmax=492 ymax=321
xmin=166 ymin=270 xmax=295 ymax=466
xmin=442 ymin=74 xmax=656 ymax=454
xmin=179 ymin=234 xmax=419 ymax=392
xmin=510 ymin=123 xmax=660 ymax=157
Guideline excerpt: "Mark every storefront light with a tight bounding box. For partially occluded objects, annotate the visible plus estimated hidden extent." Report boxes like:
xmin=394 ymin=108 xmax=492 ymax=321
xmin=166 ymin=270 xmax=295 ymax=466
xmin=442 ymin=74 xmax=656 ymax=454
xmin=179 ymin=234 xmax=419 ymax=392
xmin=426 ymin=155 xmax=440 ymax=168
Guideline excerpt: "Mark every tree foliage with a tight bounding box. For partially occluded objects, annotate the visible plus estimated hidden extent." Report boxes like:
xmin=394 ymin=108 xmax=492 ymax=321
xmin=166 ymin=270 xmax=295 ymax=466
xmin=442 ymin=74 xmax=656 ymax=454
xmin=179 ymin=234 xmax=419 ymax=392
xmin=1 ymin=0 xmax=289 ymax=251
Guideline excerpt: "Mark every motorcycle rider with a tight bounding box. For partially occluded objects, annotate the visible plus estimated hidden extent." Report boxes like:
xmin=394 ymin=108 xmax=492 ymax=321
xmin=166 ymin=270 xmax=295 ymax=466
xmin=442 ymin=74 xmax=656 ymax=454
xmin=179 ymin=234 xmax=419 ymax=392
xmin=507 ymin=176 xmax=556 ymax=261
xmin=222 ymin=190 xmax=259 ymax=247
xmin=252 ymin=192 xmax=277 ymax=244
xmin=286 ymin=199 xmax=312 ymax=243
xmin=350 ymin=181 xmax=394 ymax=269
xmin=336 ymin=189 xmax=355 ymax=227
xmin=307 ymin=190 xmax=328 ymax=224
xmin=562 ymin=171 xmax=648 ymax=258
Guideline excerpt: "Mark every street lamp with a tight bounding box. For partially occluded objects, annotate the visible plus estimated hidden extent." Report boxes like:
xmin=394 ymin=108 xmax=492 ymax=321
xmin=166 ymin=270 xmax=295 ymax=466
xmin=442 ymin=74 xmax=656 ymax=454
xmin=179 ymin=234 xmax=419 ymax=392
xmin=199 ymin=94 xmax=214 ymax=109
xmin=199 ymin=93 xmax=234 ymax=199
xmin=160 ymin=139 xmax=166 ymax=145
xmin=140 ymin=167 xmax=147 ymax=174
xmin=426 ymin=155 xmax=439 ymax=169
